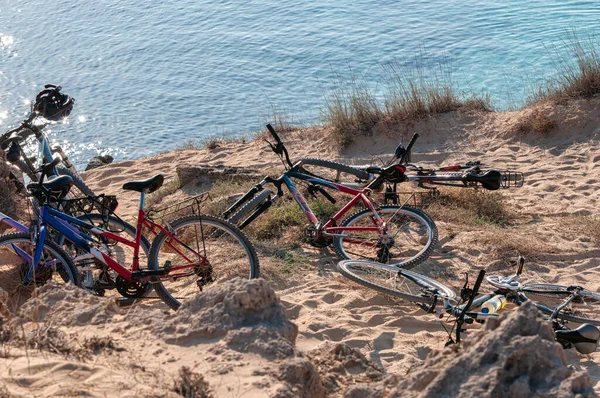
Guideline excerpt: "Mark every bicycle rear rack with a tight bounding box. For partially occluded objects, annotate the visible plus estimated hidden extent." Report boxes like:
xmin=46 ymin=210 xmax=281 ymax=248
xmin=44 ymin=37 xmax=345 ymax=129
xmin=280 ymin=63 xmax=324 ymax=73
xmin=147 ymin=191 xmax=211 ymax=220
xmin=379 ymin=189 xmax=440 ymax=208
xmin=61 ymin=194 xmax=118 ymax=216
xmin=500 ymin=171 xmax=524 ymax=189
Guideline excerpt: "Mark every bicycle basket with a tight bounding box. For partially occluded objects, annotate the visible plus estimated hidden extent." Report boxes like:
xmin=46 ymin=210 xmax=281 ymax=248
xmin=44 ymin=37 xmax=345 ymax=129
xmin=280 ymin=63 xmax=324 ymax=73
xmin=378 ymin=189 xmax=439 ymax=208
xmin=500 ymin=171 xmax=524 ymax=188
xmin=147 ymin=191 xmax=211 ymax=220
xmin=60 ymin=194 xmax=119 ymax=217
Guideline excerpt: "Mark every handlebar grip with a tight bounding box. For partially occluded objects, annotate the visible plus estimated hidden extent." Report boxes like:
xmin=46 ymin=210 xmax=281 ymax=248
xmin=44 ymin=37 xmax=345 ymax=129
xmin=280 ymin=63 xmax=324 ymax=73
xmin=405 ymin=133 xmax=419 ymax=154
xmin=266 ymin=124 xmax=282 ymax=144
xmin=472 ymin=269 xmax=486 ymax=294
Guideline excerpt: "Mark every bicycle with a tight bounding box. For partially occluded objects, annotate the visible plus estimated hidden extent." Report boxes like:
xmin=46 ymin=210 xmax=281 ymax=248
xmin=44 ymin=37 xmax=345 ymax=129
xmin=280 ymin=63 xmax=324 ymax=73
xmin=223 ymin=124 xmax=438 ymax=267
xmin=294 ymin=133 xmax=524 ymax=201
xmin=0 ymin=85 xmax=94 ymax=199
xmin=336 ymin=257 xmax=600 ymax=353
xmin=0 ymin=159 xmax=259 ymax=310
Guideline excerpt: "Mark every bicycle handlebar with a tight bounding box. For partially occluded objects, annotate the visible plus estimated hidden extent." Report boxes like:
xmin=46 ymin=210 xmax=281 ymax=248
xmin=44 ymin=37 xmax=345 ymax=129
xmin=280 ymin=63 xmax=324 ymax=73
xmin=400 ymin=133 xmax=419 ymax=164
xmin=265 ymin=124 xmax=293 ymax=169
xmin=266 ymin=124 xmax=282 ymax=145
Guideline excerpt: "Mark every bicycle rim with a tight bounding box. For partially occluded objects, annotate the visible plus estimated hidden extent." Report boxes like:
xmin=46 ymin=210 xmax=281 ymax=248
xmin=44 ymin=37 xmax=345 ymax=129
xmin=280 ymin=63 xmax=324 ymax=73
xmin=337 ymin=259 xmax=455 ymax=303
xmin=521 ymin=283 xmax=600 ymax=325
xmin=0 ymin=232 xmax=79 ymax=312
xmin=149 ymin=215 xmax=259 ymax=310
xmin=334 ymin=205 xmax=438 ymax=268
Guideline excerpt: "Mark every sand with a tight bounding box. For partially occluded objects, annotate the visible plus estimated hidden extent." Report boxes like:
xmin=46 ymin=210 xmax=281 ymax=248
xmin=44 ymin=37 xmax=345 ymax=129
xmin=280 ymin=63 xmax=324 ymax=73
xmin=2 ymin=98 xmax=600 ymax=396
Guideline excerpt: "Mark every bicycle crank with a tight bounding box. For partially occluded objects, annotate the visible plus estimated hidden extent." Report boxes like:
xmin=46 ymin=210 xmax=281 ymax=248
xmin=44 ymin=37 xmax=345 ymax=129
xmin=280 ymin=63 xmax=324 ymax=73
xmin=115 ymin=276 xmax=151 ymax=298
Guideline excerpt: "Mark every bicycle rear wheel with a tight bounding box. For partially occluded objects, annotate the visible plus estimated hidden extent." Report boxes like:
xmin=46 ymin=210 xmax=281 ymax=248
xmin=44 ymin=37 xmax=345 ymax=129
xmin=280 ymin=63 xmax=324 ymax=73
xmin=333 ymin=205 xmax=438 ymax=268
xmin=521 ymin=283 xmax=600 ymax=326
xmin=337 ymin=259 xmax=455 ymax=303
xmin=296 ymin=158 xmax=371 ymax=183
xmin=0 ymin=232 xmax=81 ymax=311
xmin=148 ymin=214 xmax=259 ymax=310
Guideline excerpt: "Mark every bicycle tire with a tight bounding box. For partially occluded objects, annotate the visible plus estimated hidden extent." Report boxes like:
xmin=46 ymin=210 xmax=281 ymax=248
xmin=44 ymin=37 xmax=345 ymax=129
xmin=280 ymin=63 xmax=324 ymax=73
xmin=521 ymin=283 xmax=600 ymax=326
xmin=337 ymin=259 xmax=455 ymax=303
xmin=297 ymin=158 xmax=371 ymax=181
xmin=333 ymin=205 xmax=438 ymax=269
xmin=226 ymin=189 xmax=273 ymax=225
xmin=148 ymin=214 xmax=260 ymax=310
xmin=0 ymin=232 xmax=81 ymax=310
xmin=57 ymin=166 xmax=95 ymax=197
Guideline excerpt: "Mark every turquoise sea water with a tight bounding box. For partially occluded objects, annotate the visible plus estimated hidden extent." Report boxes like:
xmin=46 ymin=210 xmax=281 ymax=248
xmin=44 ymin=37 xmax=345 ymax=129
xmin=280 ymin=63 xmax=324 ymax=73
xmin=0 ymin=1 xmax=599 ymax=166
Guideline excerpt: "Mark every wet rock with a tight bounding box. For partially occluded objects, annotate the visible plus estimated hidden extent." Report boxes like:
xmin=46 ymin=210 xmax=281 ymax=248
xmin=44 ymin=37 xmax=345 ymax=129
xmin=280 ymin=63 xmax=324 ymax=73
xmin=85 ymin=154 xmax=114 ymax=171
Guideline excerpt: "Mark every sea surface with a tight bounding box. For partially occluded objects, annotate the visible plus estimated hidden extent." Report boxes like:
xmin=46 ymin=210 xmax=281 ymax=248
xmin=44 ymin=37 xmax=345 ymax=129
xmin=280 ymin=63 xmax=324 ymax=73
xmin=0 ymin=0 xmax=599 ymax=167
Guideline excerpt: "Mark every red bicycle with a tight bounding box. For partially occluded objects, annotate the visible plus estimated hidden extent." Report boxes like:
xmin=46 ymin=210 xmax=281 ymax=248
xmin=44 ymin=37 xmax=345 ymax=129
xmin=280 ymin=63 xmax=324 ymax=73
xmin=222 ymin=125 xmax=438 ymax=269
xmin=4 ymin=161 xmax=259 ymax=311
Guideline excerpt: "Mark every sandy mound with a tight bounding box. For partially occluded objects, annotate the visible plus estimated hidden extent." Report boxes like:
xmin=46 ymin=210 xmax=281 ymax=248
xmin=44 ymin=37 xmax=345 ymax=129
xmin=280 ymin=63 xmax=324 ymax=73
xmin=349 ymin=302 xmax=597 ymax=398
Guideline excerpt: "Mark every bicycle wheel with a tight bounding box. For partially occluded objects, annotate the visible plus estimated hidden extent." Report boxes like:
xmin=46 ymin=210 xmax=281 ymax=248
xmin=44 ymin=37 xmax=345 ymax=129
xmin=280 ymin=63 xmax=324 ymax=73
xmin=148 ymin=214 xmax=259 ymax=310
xmin=0 ymin=232 xmax=81 ymax=311
xmin=226 ymin=189 xmax=273 ymax=225
xmin=337 ymin=260 xmax=455 ymax=303
xmin=297 ymin=158 xmax=371 ymax=183
xmin=333 ymin=205 xmax=438 ymax=268
xmin=57 ymin=166 xmax=95 ymax=198
xmin=521 ymin=284 xmax=600 ymax=326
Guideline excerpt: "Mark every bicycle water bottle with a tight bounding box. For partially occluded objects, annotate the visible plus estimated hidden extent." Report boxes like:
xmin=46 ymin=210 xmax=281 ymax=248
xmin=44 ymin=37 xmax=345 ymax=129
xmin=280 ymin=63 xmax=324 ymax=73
xmin=481 ymin=295 xmax=506 ymax=314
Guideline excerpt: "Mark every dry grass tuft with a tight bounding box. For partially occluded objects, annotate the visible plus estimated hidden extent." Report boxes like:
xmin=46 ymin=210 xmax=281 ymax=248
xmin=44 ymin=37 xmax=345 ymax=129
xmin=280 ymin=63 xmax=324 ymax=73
xmin=322 ymin=61 xmax=492 ymax=147
xmin=514 ymin=109 xmax=556 ymax=134
xmin=83 ymin=335 xmax=123 ymax=355
xmin=530 ymin=35 xmax=600 ymax=103
xmin=426 ymin=188 xmax=512 ymax=227
xmin=173 ymin=366 xmax=213 ymax=398
xmin=322 ymin=82 xmax=382 ymax=147
xmin=479 ymin=230 xmax=554 ymax=262
xmin=20 ymin=325 xmax=79 ymax=358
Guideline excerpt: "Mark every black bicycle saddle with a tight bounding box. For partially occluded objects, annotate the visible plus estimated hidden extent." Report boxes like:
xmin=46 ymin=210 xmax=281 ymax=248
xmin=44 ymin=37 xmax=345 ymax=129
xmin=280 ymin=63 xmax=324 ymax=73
xmin=122 ymin=174 xmax=164 ymax=194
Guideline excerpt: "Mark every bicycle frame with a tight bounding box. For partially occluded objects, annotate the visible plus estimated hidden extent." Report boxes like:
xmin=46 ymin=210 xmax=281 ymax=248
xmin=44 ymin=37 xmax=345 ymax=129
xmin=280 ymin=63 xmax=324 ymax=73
xmin=236 ymin=168 xmax=387 ymax=243
xmin=21 ymin=193 xmax=208 ymax=284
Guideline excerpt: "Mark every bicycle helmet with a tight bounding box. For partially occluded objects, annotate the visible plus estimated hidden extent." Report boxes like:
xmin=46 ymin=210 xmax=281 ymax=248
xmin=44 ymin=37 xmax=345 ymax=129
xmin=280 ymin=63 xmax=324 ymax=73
xmin=32 ymin=84 xmax=75 ymax=120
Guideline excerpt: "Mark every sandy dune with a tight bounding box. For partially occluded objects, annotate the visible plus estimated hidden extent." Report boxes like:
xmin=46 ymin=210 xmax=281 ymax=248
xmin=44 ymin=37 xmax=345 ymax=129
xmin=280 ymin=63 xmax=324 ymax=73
xmin=3 ymin=99 xmax=600 ymax=396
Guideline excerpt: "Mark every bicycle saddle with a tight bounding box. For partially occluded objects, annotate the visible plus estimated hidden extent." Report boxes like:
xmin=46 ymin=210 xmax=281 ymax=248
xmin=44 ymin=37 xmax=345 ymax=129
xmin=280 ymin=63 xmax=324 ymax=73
xmin=555 ymin=323 xmax=600 ymax=354
xmin=462 ymin=170 xmax=502 ymax=190
xmin=27 ymin=175 xmax=74 ymax=204
xmin=122 ymin=174 xmax=164 ymax=194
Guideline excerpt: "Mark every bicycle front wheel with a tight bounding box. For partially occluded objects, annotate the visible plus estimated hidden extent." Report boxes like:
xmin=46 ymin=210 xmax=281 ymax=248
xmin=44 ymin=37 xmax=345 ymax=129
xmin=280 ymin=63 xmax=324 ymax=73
xmin=0 ymin=232 xmax=81 ymax=311
xmin=337 ymin=260 xmax=455 ymax=303
xmin=521 ymin=284 xmax=600 ymax=326
xmin=333 ymin=205 xmax=438 ymax=268
xmin=148 ymin=214 xmax=259 ymax=310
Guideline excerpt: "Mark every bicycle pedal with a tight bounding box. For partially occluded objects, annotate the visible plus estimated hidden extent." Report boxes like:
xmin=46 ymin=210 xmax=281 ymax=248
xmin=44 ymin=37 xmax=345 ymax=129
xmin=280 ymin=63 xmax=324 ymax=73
xmin=115 ymin=297 xmax=138 ymax=307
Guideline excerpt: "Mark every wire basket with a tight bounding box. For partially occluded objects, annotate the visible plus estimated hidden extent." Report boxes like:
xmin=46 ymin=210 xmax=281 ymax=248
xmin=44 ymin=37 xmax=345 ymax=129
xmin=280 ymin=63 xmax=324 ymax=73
xmin=61 ymin=194 xmax=118 ymax=217
xmin=500 ymin=171 xmax=524 ymax=188
xmin=147 ymin=191 xmax=212 ymax=220
xmin=377 ymin=189 xmax=440 ymax=208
